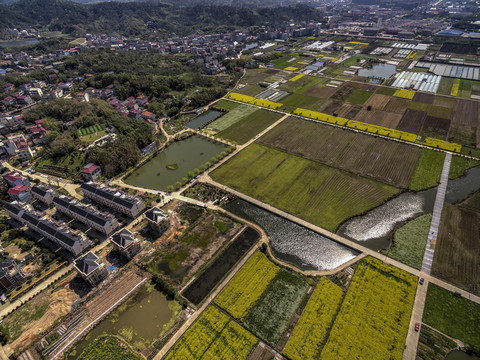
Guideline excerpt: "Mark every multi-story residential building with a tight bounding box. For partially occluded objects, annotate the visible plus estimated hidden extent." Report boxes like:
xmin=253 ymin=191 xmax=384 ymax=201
xmin=7 ymin=184 xmax=31 ymax=203
xmin=3 ymin=171 xmax=30 ymax=187
xmin=0 ymin=259 xmax=25 ymax=291
xmin=80 ymin=183 xmax=145 ymax=218
xmin=110 ymin=229 xmax=141 ymax=260
xmin=53 ymin=195 xmax=119 ymax=235
xmin=73 ymin=252 xmax=108 ymax=286
xmin=80 ymin=163 xmax=102 ymax=182
xmin=145 ymin=206 xmax=170 ymax=234
xmin=4 ymin=202 xmax=92 ymax=257
xmin=31 ymin=184 xmax=56 ymax=205
xmin=7 ymin=134 xmax=33 ymax=159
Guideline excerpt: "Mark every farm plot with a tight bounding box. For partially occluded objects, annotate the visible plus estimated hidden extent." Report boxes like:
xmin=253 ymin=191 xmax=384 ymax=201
xmin=335 ymin=103 xmax=362 ymax=119
xmin=431 ymin=202 xmax=480 ymax=296
xmin=217 ymin=109 xmax=282 ymax=145
xmin=281 ymin=93 xmax=324 ymax=110
xmin=407 ymin=101 xmax=430 ymax=112
xmin=214 ymin=99 xmax=241 ymax=111
xmin=78 ymin=124 xmax=106 ymax=137
xmin=258 ymin=117 xmax=420 ymax=188
xmin=164 ymin=306 xmax=257 ymax=360
xmin=354 ymin=109 xmax=403 ymax=129
xmin=280 ymin=76 xmax=326 ymax=94
xmin=211 ymin=143 xmax=401 ymax=232
xmin=375 ymin=87 xmax=396 ymax=96
xmin=452 ymin=99 xmax=478 ymax=126
xmin=208 ymin=105 xmax=257 ymax=132
xmin=433 ymin=96 xmax=456 ymax=109
xmin=409 ymin=149 xmax=445 ymax=191
xmin=412 ymin=92 xmax=435 ymax=104
xmin=396 ymin=109 xmax=427 ymax=134
xmin=244 ymin=270 xmax=308 ymax=346
xmin=283 ymin=278 xmax=343 ymax=360
xmin=428 ymin=105 xmax=453 ymax=120
xmin=423 ymin=284 xmax=480 ymax=350
xmin=420 ymin=116 xmax=451 ymax=140
xmin=346 ymin=89 xmax=373 ymax=105
xmin=320 ymin=257 xmax=417 ymax=360
xmin=302 ymin=85 xmax=338 ymax=99
xmin=215 ymin=252 xmax=280 ymax=320
xmin=383 ymin=97 xmax=410 ymax=114
xmin=182 ymin=227 xmax=259 ymax=305
xmin=363 ymin=94 xmax=391 ymax=111
xmin=319 ymin=100 xmax=344 ymax=115
xmin=448 ymin=124 xmax=477 ymax=148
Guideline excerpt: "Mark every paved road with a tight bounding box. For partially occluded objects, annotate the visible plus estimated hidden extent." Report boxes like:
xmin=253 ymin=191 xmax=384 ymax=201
xmin=421 ymin=153 xmax=452 ymax=274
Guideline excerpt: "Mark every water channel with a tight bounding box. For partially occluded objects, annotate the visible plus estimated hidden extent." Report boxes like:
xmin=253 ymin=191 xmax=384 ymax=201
xmin=67 ymin=285 xmax=176 ymax=359
xmin=357 ymin=63 xmax=397 ymax=81
xmin=445 ymin=351 xmax=480 ymax=360
xmin=124 ymin=135 xmax=227 ymax=191
xmin=337 ymin=166 xmax=480 ymax=250
xmin=224 ymin=199 xmax=359 ymax=271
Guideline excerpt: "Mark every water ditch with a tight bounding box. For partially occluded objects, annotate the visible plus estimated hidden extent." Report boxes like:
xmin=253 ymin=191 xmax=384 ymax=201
xmin=337 ymin=166 xmax=480 ymax=250
xmin=224 ymin=199 xmax=359 ymax=271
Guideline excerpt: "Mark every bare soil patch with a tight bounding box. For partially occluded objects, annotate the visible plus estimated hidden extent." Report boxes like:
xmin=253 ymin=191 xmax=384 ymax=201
xmin=354 ymin=109 xmax=403 ymax=129
xmin=447 ymin=124 xmax=477 ymax=147
xmin=319 ymin=99 xmax=344 ymax=115
xmin=383 ymin=97 xmax=410 ymax=114
xmin=397 ymin=109 xmax=427 ymax=134
xmin=303 ymin=85 xmax=338 ymax=99
xmin=412 ymin=92 xmax=435 ymax=104
xmin=421 ymin=116 xmax=451 ymax=140
xmin=452 ymin=99 xmax=478 ymax=126
xmin=364 ymin=94 xmax=391 ymax=111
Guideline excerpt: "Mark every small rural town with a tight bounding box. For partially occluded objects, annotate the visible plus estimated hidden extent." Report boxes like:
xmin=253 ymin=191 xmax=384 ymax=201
xmin=0 ymin=0 xmax=479 ymax=359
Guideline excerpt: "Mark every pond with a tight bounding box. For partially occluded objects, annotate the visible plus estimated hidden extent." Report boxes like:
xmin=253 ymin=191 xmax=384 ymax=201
xmin=445 ymin=351 xmax=480 ymax=360
xmin=67 ymin=285 xmax=178 ymax=359
xmin=224 ymin=199 xmax=359 ymax=271
xmin=124 ymin=135 xmax=228 ymax=191
xmin=185 ymin=110 xmax=223 ymax=130
xmin=0 ymin=39 xmax=39 ymax=47
xmin=337 ymin=166 xmax=480 ymax=250
xmin=357 ymin=63 xmax=397 ymax=80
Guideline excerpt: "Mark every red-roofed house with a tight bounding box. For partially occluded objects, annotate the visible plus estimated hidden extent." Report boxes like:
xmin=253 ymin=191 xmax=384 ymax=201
xmin=81 ymin=163 xmax=101 ymax=181
xmin=8 ymin=134 xmax=33 ymax=159
xmin=140 ymin=111 xmax=156 ymax=121
xmin=4 ymin=171 xmax=30 ymax=187
xmin=136 ymin=94 xmax=148 ymax=106
xmin=8 ymin=184 xmax=32 ymax=203
xmin=75 ymin=93 xmax=90 ymax=103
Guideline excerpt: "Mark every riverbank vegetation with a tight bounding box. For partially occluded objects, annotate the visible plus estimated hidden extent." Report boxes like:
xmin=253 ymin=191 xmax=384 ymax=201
xmin=382 ymin=214 xmax=432 ymax=270
xmin=423 ymin=284 xmax=480 ymax=352
xmin=409 ymin=149 xmax=445 ymax=191
xmin=76 ymin=335 xmax=143 ymax=360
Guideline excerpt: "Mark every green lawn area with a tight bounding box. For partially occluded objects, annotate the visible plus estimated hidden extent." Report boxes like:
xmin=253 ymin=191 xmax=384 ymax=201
xmin=381 ymin=214 xmax=432 ymax=270
xmin=217 ymin=109 xmax=282 ymax=145
xmin=212 ymin=143 xmax=400 ymax=232
xmin=80 ymin=130 xmax=107 ymax=143
xmin=409 ymin=149 xmax=445 ymax=191
xmin=423 ymin=284 xmax=480 ymax=350
xmin=208 ymin=104 xmax=257 ymax=132
xmin=214 ymin=99 xmax=241 ymax=111
xmin=449 ymin=156 xmax=480 ymax=179
xmin=244 ymin=270 xmax=308 ymax=346
xmin=375 ymin=87 xmax=396 ymax=96
xmin=408 ymin=101 xmax=431 ymax=112
xmin=78 ymin=124 xmax=106 ymax=137
xmin=347 ymin=89 xmax=373 ymax=105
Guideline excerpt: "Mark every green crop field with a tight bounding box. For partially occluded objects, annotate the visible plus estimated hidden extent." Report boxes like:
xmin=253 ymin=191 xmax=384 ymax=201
xmin=165 ymin=306 xmax=257 ymax=360
xmin=211 ymin=143 xmax=400 ymax=232
xmin=347 ymin=89 xmax=373 ymax=105
xmin=449 ymin=156 xmax=480 ymax=179
xmin=258 ymin=117 xmax=420 ymax=188
xmin=217 ymin=109 xmax=282 ymax=144
xmin=409 ymin=149 xmax=445 ymax=191
xmin=214 ymin=99 xmax=241 ymax=111
xmin=320 ymin=257 xmax=417 ymax=360
xmin=423 ymin=284 xmax=480 ymax=350
xmin=208 ymin=104 xmax=257 ymax=132
xmin=281 ymin=93 xmax=323 ymax=110
xmin=283 ymin=278 xmax=343 ymax=360
xmin=77 ymin=335 xmax=142 ymax=360
xmin=244 ymin=270 xmax=308 ymax=346
xmin=408 ymin=101 xmax=431 ymax=112
xmin=215 ymin=252 xmax=280 ymax=320
xmin=382 ymin=214 xmax=432 ymax=270
xmin=78 ymin=124 xmax=106 ymax=137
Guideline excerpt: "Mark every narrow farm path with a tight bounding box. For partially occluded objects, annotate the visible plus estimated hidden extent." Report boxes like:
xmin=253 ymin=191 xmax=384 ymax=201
xmin=421 ymin=153 xmax=452 ymax=274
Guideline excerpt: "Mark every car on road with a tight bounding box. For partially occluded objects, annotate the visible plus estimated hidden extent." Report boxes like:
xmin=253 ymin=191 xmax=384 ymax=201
xmin=415 ymin=323 xmax=420 ymax=332
xmin=419 ymin=278 xmax=424 ymax=285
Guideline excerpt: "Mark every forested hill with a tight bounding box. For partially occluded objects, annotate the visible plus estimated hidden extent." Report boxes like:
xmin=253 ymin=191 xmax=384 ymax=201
xmin=2 ymin=0 xmax=324 ymax=37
